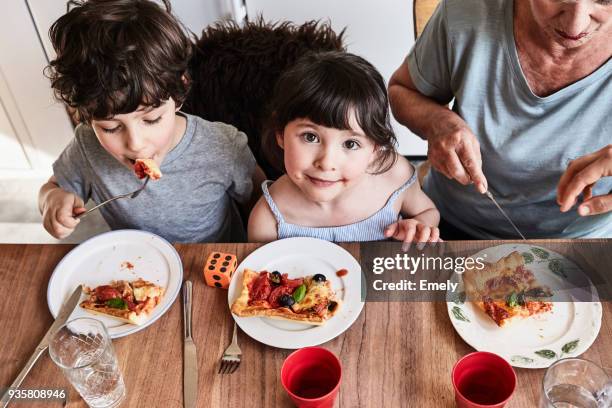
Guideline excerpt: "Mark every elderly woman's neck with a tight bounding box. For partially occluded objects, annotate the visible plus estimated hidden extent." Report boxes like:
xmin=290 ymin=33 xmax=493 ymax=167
xmin=513 ymin=1 xmax=611 ymax=96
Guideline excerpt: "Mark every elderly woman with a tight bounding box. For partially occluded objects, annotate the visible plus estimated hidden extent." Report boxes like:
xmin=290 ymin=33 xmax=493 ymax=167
xmin=389 ymin=0 xmax=611 ymax=238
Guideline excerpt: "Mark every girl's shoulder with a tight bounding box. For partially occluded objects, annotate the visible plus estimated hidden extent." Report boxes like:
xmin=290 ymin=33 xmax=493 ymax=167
xmin=265 ymin=175 xmax=306 ymax=207
xmin=373 ymin=155 xmax=415 ymax=190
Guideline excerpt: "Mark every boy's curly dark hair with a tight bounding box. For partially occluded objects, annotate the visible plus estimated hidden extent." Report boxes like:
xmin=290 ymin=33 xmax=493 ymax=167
xmin=183 ymin=17 xmax=345 ymax=179
xmin=262 ymin=51 xmax=398 ymax=175
xmin=45 ymin=0 xmax=192 ymax=123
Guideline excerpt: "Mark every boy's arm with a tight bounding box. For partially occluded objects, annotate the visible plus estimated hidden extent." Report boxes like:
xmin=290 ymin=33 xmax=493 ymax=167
xmin=247 ymin=196 xmax=278 ymax=243
xmin=38 ymin=176 xmax=60 ymax=214
xmin=39 ymin=176 xmax=86 ymax=239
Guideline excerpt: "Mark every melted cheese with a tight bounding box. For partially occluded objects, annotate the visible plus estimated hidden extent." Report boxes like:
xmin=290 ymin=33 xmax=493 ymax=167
xmin=291 ymin=279 xmax=331 ymax=313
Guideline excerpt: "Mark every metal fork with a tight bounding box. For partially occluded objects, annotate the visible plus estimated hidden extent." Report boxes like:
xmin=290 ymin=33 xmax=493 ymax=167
xmin=75 ymin=176 xmax=150 ymax=219
xmin=218 ymin=322 xmax=241 ymax=374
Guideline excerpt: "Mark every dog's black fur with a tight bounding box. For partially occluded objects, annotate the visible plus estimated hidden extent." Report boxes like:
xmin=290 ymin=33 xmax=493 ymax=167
xmin=183 ymin=17 xmax=345 ymax=179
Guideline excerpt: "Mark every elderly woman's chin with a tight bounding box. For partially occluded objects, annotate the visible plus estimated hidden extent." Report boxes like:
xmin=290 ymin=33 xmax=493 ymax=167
xmin=551 ymin=28 xmax=594 ymax=49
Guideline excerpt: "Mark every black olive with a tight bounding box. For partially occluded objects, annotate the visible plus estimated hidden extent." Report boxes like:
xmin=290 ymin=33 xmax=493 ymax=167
xmin=270 ymin=271 xmax=282 ymax=285
xmin=279 ymin=294 xmax=295 ymax=307
xmin=312 ymin=274 xmax=326 ymax=283
xmin=328 ymin=301 xmax=338 ymax=311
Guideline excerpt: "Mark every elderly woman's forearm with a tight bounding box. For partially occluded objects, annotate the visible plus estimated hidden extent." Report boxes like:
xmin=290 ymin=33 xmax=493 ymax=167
xmin=388 ymin=83 xmax=456 ymax=141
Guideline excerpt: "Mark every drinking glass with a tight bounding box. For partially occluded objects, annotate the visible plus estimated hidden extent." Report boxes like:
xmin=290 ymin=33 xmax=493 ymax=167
xmin=451 ymin=351 xmax=516 ymax=408
xmin=49 ymin=318 xmax=126 ymax=408
xmin=540 ymin=358 xmax=611 ymax=408
xmin=281 ymin=347 xmax=342 ymax=408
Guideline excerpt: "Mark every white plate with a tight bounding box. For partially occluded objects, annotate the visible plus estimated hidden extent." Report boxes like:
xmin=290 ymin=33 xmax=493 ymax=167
xmin=227 ymin=237 xmax=364 ymax=349
xmin=47 ymin=229 xmax=183 ymax=338
xmin=447 ymin=243 xmax=602 ymax=369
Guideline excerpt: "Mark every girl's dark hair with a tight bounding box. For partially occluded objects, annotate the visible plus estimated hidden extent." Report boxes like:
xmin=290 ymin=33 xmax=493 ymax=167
xmin=262 ymin=51 xmax=397 ymax=175
xmin=45 ymin=0 xmax=192 ymax=122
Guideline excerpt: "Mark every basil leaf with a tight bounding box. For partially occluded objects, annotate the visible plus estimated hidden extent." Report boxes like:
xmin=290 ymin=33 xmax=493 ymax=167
xmin=292 ymin=284 xmax=306 ymax=303
xmin=506 ymin=292 xmax=519 ymax=308
xmin=105 ymin=298 xmax=127 ymax=309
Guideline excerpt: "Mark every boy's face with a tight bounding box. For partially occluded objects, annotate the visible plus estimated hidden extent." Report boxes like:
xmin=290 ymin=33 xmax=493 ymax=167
xmin=90 ymin=99 xmax=184 ymax=170
xmin=276 ymin=113 xmax=378 ymax=203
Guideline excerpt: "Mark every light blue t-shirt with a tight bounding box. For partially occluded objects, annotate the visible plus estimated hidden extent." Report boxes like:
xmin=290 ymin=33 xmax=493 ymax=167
xmin=53 ymin=113 xmax=256 ymax=243
xmin=408 ymin=0 xmax=612 ymax=238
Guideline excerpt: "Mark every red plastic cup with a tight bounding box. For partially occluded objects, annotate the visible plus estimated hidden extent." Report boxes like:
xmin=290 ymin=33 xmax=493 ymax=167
xmin=452 ymin=351 xmax=517 ymax=408
xmin=281 ymin=347 xmax=342 ymax=408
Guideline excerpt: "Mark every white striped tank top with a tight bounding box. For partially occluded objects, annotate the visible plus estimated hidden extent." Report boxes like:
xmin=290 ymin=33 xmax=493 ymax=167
xmin=261 ymin=170 xmax=417 ymax=242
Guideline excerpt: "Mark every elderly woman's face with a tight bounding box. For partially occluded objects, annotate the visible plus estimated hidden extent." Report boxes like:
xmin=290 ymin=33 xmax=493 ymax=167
xmin=529 ymin=0 xmax=612 ymax=48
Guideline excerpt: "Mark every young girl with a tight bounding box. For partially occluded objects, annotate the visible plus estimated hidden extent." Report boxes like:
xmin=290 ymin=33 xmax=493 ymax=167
xmin=248 ymin=51 xmax=440 ymax=247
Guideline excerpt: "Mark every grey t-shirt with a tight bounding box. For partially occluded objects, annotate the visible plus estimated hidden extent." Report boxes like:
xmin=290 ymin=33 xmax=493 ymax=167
xmin=53 ymin=113 xmax=256 ymax=243
xmin=408 ymin=0 xmax=612 ymax=238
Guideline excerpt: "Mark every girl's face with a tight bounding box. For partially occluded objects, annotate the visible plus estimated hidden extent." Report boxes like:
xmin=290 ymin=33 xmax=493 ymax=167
xmin=528 ymin=0 xmax=612 ymax=48
xmin=277 ymin=113 xmax=379 ymax=203
xmin=91 ymin=99 xmax=182 ymax=170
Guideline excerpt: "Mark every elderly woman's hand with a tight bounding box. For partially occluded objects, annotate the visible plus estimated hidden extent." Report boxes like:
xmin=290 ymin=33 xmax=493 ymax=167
xmin=557 ymin=145 xmax=612 ymax=216
xmin=427 ymin=112 xmax=488 ymax=194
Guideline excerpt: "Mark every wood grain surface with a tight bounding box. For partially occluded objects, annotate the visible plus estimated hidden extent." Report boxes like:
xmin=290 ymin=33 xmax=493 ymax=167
xmin=0 ymin=242 xmax=610 ymax=407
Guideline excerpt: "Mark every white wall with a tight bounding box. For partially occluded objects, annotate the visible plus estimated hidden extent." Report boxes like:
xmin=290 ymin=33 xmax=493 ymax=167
xmin=0 ymin=1 xmax=74 ymax=178
xmin=245 ymin=0 xmax=427 ymax=156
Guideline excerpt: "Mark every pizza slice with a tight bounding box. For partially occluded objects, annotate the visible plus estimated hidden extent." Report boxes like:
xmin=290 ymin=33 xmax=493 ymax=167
xmin=80 ymin=278 xmax=165 ymax=325
xmin=134 ymin=158 xmax=162 ymax=180
xmin=231 ymin=269 xmax=341 ymax=325
xmin=463 ymin=251 xmax=553 ymax=327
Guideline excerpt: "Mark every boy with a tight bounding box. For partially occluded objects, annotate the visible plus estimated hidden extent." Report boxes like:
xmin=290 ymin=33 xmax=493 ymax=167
xmin=40 ymin=0 xmax=260 ymax=242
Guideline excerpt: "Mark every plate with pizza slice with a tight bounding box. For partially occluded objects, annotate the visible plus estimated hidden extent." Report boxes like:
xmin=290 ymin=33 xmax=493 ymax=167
xmin=228 ymin=237 xmax=364 ymax=349
xmin=47 ymin=229 xmax=182 ymax=338
xmin=447 ymin=243 xmax=602 ymax=368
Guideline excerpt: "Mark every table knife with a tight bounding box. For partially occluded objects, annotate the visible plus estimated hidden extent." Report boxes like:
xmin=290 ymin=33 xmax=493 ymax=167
xmin=183 ymin=280 xmax=198 ymax=408
xmin=1 ymin=285 xmax=82 ymax=408
xmin=485 ymin=191 xmax=526 ymax=240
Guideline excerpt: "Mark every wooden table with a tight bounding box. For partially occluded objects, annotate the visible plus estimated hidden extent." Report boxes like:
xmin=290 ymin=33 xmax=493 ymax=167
xmin=1 ymin=243 xmax=610 ymax=407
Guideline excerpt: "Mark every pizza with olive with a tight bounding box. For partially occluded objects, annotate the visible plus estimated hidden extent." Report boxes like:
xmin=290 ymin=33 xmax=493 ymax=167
xmin=80 ymin=278 xmax=165 ymax=325
xmin=134 ymin=158 xmax=162 ymax=180
xmin=463 ymin=251 xmax=553 ymax=327
xmin=230 ymin=269 xmax=341 ymax=325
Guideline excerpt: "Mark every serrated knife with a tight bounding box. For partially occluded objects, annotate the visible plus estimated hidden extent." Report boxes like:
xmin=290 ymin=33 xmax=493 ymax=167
xmin=485 ymin=191 xmax=527 ymax=240
xmin=183 ymin=280 xmax=198 ymax=408
xmin=1 ymin=285 xmax=82 ymax=408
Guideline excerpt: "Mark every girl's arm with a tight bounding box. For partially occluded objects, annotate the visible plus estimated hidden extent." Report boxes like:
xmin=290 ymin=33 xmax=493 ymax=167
xmin=247 ymin=196 xmax=279 ymax=243
xmin=384 ymin=167 xmax=441 ymax=247
xmin=399 ymin=181 xmax=440 ymax=227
